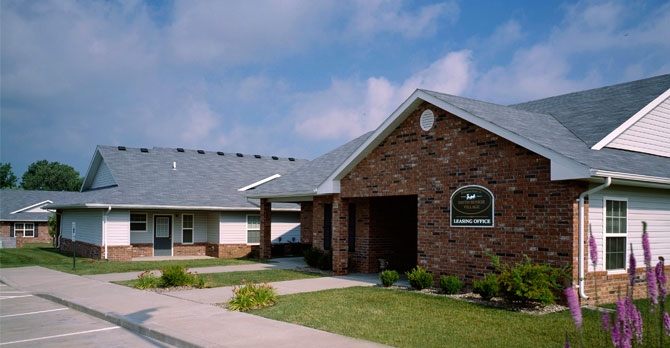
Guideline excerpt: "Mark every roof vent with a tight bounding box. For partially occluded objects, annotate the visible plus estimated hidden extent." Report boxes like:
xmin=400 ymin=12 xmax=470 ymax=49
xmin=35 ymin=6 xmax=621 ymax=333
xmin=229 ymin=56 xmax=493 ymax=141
xmin=236 ymin=153 xmax=243 ymax=157
xmin=288 ymin=157 xmax=295 ymax=161
xmin=420 ymin=109 xmax=435 ymax=131
xmin=254 ymin=155 xmax=261 ymax=159
xmin=197 ymin=150 xmax=205 ymax=154
xmin=118 ymin=146 xmax=126 ymax=151
xmin=272 ymin=156 xmax=279 ymax=160
xmin=140 ymin=148 xmax=149 ymax=153
xmin=177 ymin=148 xmax=185 ymax=152
xmin=217 ymin=151 xmax=225 ymax=156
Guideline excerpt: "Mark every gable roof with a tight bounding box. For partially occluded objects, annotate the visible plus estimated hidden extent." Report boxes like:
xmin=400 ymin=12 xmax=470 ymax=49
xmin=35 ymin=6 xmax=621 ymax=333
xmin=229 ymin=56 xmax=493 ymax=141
xmin=0 ymin=190 xmax=81 ymax=222
xmin=249 ymin=75 xmax=670 ymax=200
xmin=49 ymin=146 xmax=308 ymax=210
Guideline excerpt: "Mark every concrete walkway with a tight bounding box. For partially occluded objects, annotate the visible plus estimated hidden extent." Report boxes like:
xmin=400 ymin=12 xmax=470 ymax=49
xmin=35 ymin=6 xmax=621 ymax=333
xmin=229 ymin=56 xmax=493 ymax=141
xmin=0 ymin=258 xmax=390 ymax=348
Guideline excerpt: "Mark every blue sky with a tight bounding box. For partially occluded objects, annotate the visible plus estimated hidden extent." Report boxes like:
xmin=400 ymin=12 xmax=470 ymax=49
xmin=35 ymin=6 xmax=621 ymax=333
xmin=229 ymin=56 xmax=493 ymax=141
xmin=2 ymin=0 xmax=669 ymax=179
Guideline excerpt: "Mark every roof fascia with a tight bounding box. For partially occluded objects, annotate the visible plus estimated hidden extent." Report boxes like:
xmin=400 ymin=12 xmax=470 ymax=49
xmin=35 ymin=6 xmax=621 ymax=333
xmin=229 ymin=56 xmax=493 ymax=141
xmin=238 ymin=174 xmax=281 ymax=192
xmin=47 ymin=203 xmax=300 ymax=212
xmin=592 ymin=88 xmax=670 ymax=150
xmin=318 ymin=90 xmax=591 ymax=192
xmin=10 ymin=200 xmax=54 ymax=214
xmin=590 ymin=169 xmax=670 ymax=187
xmin=246 ymin=190 xmax=317 ymax=201
xmin=81 ymin=147 xmax=104 ymax=191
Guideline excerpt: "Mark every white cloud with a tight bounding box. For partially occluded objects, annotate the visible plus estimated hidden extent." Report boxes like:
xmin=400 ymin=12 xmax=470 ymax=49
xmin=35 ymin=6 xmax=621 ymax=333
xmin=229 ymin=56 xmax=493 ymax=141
xmin=292 ymin=50 xmax=473 ymax=140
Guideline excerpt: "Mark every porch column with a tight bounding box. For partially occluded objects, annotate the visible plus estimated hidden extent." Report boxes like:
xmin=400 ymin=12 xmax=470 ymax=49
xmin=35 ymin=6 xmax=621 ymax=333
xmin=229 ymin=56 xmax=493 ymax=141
xmin=332 ymin=196 xmax=349 ymax=275
xmin=259 ymin=198 xmax=272 ymax=259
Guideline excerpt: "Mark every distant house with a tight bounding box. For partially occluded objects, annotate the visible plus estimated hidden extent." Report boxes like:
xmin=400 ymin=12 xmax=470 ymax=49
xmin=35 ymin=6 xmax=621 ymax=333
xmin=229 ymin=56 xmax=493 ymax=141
xmin=248 ymin=74 xmax=670 ymax=303
xmin=0 ymin=190 xmax=81 ymax=248
xmin=48 ymin=146 xmax=306 ymax=261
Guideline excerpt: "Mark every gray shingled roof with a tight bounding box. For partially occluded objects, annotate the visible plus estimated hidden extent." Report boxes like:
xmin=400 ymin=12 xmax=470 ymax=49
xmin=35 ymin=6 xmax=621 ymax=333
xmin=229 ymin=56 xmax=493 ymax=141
xmin=246 ymin=132 xmax=374 ymax=198
xmin=1 ymin=190 xmax=82 ymax=221
xmin=510 ymin=74 xmax=670 ymax=147
xmin=49 ymin=147 xmax=307 ymax=210
xmin=248 ymin=75 xmax=669 ymax=200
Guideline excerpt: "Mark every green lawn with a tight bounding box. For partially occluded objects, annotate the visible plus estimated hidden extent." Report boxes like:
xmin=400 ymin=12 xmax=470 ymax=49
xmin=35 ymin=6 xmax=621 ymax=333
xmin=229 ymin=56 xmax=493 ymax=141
xmin=115 ymin=269 xmax=324 ymax=288
xmin=0 ymin=243 xmax=259 ymax=275
xmin=254 ymin=286 xmax=661 ymax=348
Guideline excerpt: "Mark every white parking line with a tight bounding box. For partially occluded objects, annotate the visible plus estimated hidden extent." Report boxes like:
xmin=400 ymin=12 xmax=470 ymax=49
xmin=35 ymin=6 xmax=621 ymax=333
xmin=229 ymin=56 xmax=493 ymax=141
xmin=1 ymin=307 xmax=68 ymax=318
xmin=0 ymin=295 xmax=33 ymax=300
xmin=0 ymin=326 xmax=120 ymax=346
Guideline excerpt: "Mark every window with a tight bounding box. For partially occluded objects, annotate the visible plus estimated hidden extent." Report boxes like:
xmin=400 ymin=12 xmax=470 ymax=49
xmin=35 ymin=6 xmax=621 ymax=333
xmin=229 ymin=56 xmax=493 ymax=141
xmin=15 ymin=223 xmax=35 ymax=237
xmin=247 ymin=215 xmax=260 ymax=244
xmin=182 ymin=214 xmax=194 ymax=244
xmin=605 ymin=199 xmax=627 ymax=270
xmin=130 ymin=213 xmax=147 ymax=232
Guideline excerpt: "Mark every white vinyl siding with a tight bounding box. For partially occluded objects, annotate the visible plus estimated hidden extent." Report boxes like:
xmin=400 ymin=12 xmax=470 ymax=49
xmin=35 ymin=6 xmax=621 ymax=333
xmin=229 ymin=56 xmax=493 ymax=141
xmin=219 ymin=212 xmax=248 ymax=244
xmin=106 ymin=210 xmax=130 ymax=246
xmin=270 ymin=212 xmax=301 ymax=243
xmin=607 ymin=97 xmax=670 ymax=157
xmin=90 ymin=161 xmax=116 ymax=189
xmin=589 ymin=186 xmax=670 ymax=273
xmin=207 ymin=212 xmax=220 ymax=244
xmin=218 ymin=211 xmax=301 ymax=245
xmin=61 ymin=210 xmax=103 ymax=245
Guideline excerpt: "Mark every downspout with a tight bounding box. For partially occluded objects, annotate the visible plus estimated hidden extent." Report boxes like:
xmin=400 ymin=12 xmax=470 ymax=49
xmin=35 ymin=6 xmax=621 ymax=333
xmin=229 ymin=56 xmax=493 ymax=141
xmin=578 ymin=177 xmax=611 ymax=299
xmin=103 ymin=206 xmax=111 ymax=260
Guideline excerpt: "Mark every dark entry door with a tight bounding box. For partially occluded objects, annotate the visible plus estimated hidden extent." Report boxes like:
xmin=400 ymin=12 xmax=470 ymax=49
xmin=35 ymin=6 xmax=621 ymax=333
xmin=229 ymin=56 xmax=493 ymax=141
xmin=154 ymin=215 xmax=172 ymax=256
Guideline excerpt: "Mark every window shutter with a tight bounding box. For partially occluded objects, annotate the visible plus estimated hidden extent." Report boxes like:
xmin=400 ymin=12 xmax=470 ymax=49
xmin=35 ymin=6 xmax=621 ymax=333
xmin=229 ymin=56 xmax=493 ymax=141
xmin=34 ymin=223 xmax=38 ymax=237
xmin=10 ymin=224 xmax=14 ymax=237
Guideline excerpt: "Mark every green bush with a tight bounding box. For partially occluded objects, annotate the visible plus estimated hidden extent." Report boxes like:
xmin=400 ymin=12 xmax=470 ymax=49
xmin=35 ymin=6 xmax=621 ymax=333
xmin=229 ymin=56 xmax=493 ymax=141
xmin=303 ymin=247 xmax=332 ymax=270
xmin=439 ymin=275 xmax=462 ymax=295
xmin=406 ymin=266 xmax=433 ymax=290
xmin=490 ymin=254 xmax=569 ymax=305
xmin=379 ymin=270 xmax=399 ymax=287
xmin=228 ymin=281 xmax=278 ymax=311
xmin=158 ymin=265 xmax=206 ymax=288
xmin=473 ymin=274 xmax=499 ymax=300
xmin=135 ymin=270 xmax=161 ymax=289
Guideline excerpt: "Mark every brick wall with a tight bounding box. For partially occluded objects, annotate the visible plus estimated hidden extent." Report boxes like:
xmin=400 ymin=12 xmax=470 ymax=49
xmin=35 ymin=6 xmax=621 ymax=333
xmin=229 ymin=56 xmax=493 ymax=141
xmin=0 ymin=221 xmax=53 ymax=247
xmin=339 ymin=102 xmax=586 ymax=288
xmin=173 ymin=243 xmax=208 ymax=256
xmin=59 ymin=238 xmax=133 ymax=261
xmin=300 ymin=202 xmax=314 ymax=244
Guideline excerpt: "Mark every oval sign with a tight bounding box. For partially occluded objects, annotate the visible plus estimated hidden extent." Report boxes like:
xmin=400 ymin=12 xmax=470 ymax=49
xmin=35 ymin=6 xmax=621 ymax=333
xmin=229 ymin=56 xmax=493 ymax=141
xmin=450 ymin=185 xmax=494 ymax=228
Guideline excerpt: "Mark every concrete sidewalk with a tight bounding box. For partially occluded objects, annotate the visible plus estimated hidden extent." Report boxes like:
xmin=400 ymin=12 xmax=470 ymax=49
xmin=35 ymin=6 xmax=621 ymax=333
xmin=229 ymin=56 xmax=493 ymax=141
xmin=0 ymin=261 xmax=389 ymax=348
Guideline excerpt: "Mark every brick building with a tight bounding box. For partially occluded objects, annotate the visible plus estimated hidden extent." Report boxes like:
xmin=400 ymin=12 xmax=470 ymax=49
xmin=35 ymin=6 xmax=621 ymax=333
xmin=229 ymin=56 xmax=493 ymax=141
xmin=249 ymin=75 xmax=670 ymax=304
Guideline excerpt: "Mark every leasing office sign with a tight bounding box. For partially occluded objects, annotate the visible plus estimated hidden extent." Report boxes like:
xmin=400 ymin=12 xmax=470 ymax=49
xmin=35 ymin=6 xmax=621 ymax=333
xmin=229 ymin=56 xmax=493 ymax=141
xmin=450 ymin=185 xmax=494 ymax=227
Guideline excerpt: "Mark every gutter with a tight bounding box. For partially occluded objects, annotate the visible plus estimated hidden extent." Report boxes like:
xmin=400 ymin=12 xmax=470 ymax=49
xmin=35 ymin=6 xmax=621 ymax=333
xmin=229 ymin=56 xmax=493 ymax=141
xmin=103 ymin=206 xmax=111 ymax=260
xmin=577 ymin=177 xmax=611 ymax=299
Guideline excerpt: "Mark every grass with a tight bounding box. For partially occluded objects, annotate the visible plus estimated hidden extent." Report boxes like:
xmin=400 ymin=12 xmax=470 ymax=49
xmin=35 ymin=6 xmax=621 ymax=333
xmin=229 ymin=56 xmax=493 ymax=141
xmin=254 ymin=286 xmax=664 ymax=348
xmin=115 ymin=269 xmax=324 ymax=288
xmin=0 ymin=243 xmax=259 ymax=275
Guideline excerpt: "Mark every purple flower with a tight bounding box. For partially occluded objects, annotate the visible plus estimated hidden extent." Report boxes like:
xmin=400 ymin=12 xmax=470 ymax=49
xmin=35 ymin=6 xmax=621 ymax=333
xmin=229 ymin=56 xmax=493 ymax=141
xmin=565 ymin=287 xmax=582 ymax=329
xmin=647 ymin=268 xmax=658 ymax=307
xmin=664 ymin=312 xmax=670 ymax=336
xmin=625 ymin=297 xmax=643 ymax=344
xmin=642 ymin=229 xmax=651 ymax=267
xmin=589 ymin=233 xmax=598 ymax=267
xmin=629 ymin=245 xmax=637 ymax=288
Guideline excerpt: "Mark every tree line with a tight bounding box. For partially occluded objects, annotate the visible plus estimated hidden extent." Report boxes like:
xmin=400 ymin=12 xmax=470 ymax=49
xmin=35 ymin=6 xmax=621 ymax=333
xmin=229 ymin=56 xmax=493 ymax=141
xmin=0 ymin=161 xmax=83 ymax=191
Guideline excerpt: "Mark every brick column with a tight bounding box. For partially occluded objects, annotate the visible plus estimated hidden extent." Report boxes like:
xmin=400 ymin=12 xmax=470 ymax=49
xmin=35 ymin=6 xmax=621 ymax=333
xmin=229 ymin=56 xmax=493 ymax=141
xmin=259 ymin=199 xmax=272 ymax=259
xmin=331 ymin=195 xmax=349 ymax=275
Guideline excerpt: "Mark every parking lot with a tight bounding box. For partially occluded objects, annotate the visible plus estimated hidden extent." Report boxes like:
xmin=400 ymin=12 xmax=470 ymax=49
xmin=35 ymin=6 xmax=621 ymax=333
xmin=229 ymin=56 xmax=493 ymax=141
xmin=0 ymin=283 xmax=174 ymax=347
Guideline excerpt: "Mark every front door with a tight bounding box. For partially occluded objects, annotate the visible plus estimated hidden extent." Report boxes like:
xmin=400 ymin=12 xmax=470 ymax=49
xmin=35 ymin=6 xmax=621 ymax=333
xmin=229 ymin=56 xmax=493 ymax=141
xmin=154 ymin=215 xmax=172 ymax=256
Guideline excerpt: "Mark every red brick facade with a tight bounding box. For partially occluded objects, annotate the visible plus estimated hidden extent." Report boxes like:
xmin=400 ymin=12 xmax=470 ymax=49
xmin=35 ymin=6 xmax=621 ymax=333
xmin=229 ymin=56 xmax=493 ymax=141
xmin=308 ymin=102 xmax=590 ymax=287
xmin=0 ymin=221 xmax=53 ymax=247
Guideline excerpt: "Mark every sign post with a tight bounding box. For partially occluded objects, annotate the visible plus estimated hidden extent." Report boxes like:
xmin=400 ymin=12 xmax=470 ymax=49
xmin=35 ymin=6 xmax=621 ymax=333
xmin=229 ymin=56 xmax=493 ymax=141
xmin=72 ymin=222 xmax=76 ymax=270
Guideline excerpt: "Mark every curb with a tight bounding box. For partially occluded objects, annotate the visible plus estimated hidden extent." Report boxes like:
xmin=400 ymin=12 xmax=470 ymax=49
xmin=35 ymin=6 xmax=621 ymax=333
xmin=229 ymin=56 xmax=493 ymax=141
xmin=37 ymin=293 xmax=203 ymax=348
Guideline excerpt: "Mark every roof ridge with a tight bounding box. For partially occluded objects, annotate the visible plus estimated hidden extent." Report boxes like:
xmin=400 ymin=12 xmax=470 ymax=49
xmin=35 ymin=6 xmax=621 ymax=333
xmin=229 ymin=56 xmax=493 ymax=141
xmin=96 ymin=145 xmax=307 ymax=162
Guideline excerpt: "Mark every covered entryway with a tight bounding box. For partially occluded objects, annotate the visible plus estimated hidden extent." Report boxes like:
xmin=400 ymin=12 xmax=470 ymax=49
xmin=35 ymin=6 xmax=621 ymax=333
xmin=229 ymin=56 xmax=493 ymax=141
xmin=369 ymin=195 xmax=417 ymax=273
xmin=153 ymin=215 xmax=172 ymax=256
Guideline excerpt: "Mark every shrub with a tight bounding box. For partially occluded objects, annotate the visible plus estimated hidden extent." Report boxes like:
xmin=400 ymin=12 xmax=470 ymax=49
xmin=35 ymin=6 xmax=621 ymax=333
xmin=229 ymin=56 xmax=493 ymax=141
xmin=228 ymin=281 xmax=278 ymax=311
xmin=380 ymin=270 xmax=399 ymax=287
xmin=490 ymin=254 xmax=569 ymax=305
xmin=303 ymin=247 xmax=332 ymax=270
xmin=439 ymin=275 xmax=462 ymax=295
xmin=473 ymin=274 xmax=499 ymax=300
xmin=159 ymin=265 xmax=206 ymax=288
xmin=135 ymin=270 xmax=161 ymax=289
xmin=406 ymin=266 xmax=434 ymax=290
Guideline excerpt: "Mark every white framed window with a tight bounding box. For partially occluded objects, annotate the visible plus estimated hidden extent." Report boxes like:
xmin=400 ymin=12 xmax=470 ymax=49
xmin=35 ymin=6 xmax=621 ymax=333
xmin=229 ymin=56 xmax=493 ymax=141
xmin=130 ymin=213 xmax=147 ymax=232
xmin=604 ymin=198 xmax=628 ymax=271
xmin=15 ymin=223 xmax=35 ymax=237
xmin=182 ymin=214 xmax=194 ymax=244
xmin=247 ymin=215 xmax=260 ymax=244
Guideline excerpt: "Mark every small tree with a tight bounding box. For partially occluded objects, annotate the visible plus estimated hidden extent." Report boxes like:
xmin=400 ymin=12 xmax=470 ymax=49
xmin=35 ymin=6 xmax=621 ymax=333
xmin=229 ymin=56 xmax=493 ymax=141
xmin=0 ymin=162 xmax=18 ymax=189
xmin=21 ymin=160 xmax=83 ymax=191
xmin=48 ymin=214 xmax=58 ymax=246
